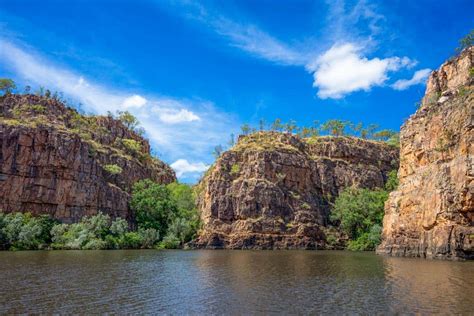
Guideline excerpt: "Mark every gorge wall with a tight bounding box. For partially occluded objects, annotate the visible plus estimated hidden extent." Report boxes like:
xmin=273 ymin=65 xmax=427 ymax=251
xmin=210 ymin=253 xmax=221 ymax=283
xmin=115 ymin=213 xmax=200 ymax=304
xmin=0 ymin=94 xmax=176 ymax=223
xmin=192 ymin=132 xmax=398 ymax=249
xmin=377 ymin=47 xmax=474 ymax=260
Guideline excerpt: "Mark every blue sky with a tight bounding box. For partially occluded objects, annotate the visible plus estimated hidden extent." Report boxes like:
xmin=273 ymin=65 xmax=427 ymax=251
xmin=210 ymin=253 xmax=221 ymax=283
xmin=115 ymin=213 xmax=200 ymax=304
xmin=0 ymin=0 xmax=472 ymax=182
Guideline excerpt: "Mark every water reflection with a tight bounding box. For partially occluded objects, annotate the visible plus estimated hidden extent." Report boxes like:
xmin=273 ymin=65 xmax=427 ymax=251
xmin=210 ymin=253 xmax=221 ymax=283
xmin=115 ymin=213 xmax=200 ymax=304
xmin=0 ymin=250 xmax=472 ymax=314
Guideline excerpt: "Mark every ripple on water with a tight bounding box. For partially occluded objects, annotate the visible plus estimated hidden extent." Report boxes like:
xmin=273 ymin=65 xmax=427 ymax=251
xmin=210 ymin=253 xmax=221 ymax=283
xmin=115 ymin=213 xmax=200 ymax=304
xmin=0 ymin=250 xmax=472 ymax=314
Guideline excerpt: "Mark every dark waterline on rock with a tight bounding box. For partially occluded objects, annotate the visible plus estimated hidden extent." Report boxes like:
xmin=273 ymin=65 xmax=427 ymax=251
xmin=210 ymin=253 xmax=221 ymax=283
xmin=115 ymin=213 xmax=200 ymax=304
xmin=0 ymin=250 xmax=473 ymax=314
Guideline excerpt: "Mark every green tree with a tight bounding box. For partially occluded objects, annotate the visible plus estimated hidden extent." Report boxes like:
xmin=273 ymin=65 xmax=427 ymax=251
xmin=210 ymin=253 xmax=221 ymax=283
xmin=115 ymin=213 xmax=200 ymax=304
xmin=373 ymin=129 xmax=397 ymax=141
xmin=241 ymin=123 xmax=251 ymax=135
xmin=117 ymin=111 xmax=139 ymax=130
xmin=0 ymin=78 xmax=16 ymax=95
xmin=364 ymin=123 xmax=380 ymax=139
xmin=456 ymin=29 xmax=474 ymax=52
xmin=227 ymin=133 xmax=235 ymax=147
xmin=271 ymin=118 xmax=283 ymax=131
xmin=330 ymin=187 xmax=388 ymax=250
xmin=212 ymin=145 xmax=224 ymax=159
xmin=321 ymin=119 xmax=348 ymax=136
xmin=284 ymin=120 xmax=298 ymax=134
xmin=130 ymin=179 xmax=178 ymax=236
xmin=259 ymin=119 xmax=266 ymax=131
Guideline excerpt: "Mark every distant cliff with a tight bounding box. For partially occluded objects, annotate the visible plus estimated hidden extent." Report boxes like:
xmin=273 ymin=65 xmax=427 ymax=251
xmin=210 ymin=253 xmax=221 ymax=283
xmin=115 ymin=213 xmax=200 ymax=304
xmin=0 ymin=94 xmax=175 ymax=223
xmin=192 ymin=132 xmax=398 ymax=249
xmin=377 ymin=47 xmax=473 ymax=260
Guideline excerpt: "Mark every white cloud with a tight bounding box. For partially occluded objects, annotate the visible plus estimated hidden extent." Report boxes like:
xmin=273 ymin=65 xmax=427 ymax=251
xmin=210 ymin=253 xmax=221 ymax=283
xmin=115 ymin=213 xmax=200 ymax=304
xmin=168 ymin=1 xmax=421 ymax=100
xmin=392 ymin=68 xmax=431 ymax=90
xmin=170 ymin=159 xmax=209 ymax=178
xmin=157 ymin=108 xmax=200 ymax=124
xmin=307 ymin=43 xmax=415 ymax=99
xmin=0 ymin=38 xmax=239 ymax=181
xmin=122 ymin=95 xmax=147 ymax=108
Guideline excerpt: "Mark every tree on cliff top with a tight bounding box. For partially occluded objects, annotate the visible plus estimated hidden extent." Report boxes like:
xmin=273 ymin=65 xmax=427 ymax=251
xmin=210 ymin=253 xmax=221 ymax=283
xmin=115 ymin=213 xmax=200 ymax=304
xmin=117 ymin=110 xmax=139 ymax=130
xmin=0 ymin=79 xmax=16 ymax=95
xmin=456 ymin=29 xmax=473 ymax=52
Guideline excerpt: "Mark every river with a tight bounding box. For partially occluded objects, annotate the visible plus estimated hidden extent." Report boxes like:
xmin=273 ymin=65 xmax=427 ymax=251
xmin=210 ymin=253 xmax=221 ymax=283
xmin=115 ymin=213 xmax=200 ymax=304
xmin=0 ymin=250 xmax=472 ymax=314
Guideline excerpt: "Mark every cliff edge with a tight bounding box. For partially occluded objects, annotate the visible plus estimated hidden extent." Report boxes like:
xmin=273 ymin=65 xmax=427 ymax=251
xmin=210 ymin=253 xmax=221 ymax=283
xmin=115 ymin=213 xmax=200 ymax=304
xmin=192 ymin=132 xmax=398 ymax=249
xmin=0 ymin=94 xmax=176 ymax=223
xmin=377 ymin=47 xmax=474 ymax=259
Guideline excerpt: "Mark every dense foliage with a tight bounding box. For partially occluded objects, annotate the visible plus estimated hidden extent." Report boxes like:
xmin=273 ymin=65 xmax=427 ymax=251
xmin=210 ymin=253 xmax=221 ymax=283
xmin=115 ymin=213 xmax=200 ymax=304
xmin=0 ymin=213 xmax=56 ymax=250
xmin=330 ymin=170 xmax=399 ymax=251
xmin=130 ymin=180 xmax=200 ymax=249
xmin=0 ymin=181 xmax=200 ymax=251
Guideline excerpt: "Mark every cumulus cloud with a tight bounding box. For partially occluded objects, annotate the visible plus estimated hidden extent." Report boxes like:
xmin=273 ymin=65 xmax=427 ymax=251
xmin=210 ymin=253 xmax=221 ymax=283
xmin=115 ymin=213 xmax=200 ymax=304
xmin=122 ymin=95 xmax=147 ymax=108
xmin=0 ymin=38 xmax=238 ymax=181
xmin=392 ymin=68 xmax=431 ymax=90
xmin=171 ymin=159 xmax=209 ymax=178
xmin=307 ymin=43 xmax=415 ymax=99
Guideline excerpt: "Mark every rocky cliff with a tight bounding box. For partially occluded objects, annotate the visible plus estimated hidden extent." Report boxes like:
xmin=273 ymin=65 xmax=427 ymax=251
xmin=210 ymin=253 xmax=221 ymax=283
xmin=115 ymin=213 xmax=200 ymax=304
xmin=192 ymin=132 xmax=398 ymax=249
xmin=0 ymin=94 xmax=176 ymax=223
xmin=377 ymin=47 xmax=474 ymax=260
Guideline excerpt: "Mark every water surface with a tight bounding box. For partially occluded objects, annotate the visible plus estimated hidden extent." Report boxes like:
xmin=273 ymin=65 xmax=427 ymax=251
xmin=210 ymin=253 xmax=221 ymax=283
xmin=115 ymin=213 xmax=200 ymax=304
xmin=0 ymin=250 xmax=472 ymax=314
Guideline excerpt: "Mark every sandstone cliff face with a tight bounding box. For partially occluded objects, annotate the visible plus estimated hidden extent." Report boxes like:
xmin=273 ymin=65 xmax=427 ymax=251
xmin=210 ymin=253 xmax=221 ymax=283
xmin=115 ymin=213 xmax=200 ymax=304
xmin=377 ymin=47 xmax=474 ymax=260
xmin=0 ymin=94 xmax=175 ymax=223
xmin=192 ymin=132 xmax=398 ymax=249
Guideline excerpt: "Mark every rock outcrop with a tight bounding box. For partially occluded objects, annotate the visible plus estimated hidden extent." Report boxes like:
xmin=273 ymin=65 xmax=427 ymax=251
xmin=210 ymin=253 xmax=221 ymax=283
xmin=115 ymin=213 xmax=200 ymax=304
xmin=377 ymin=47 xmax=474 ymax=260
xmin=0 ymin=94 xmax=175 ymax=223
xmin=192 ymin=132 xmax=398 ymax=249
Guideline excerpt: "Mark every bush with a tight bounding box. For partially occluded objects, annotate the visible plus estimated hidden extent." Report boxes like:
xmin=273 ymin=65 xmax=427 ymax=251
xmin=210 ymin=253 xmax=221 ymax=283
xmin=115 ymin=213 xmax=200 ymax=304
xmin=103 ymin=164 xmax=123 ymax=175
xmin=329 ymin=169 xmax=399 ymax=251
xmin=331 ymin=187 xmax=387 ymax=240
xmin=159 ymin=233 xmax=181 ymax=249
xmin=0 ymin=212 xmax=56 ymax=250
xmin=121 ymin=138 xmax=142 ymax=154
xmin=130 ymin=180 xmax=178 ymax=236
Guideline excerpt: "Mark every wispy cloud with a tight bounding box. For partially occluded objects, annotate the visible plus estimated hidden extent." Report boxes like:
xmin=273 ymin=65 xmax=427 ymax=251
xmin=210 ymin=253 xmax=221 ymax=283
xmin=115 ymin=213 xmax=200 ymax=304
xmin=0 ymin=38 xmax=238 ymax=180
xmin=167 ymin=0 xmax=428 ymax=99
xmin=167 ymin=1 xmax=307 ymax=66
xmin=392 ymin=68 xmax=431 ymax=90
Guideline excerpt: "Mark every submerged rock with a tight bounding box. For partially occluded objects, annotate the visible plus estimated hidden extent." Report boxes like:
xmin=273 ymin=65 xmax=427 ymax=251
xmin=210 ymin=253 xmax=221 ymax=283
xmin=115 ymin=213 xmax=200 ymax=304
xmin=377 ymin=47 xmax=474 ymax=260
xmin=192 ymin=132 xmax=398 ymax=249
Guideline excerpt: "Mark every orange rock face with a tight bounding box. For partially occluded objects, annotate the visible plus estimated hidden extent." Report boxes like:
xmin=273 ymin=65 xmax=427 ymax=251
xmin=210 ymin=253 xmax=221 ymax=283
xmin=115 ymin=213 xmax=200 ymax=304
xmin=377 ymin=47 xmax=474 ymax=260
xmin=0 ymin=94 xmax=175 ymax=223
xmin=192 ymin=132 xmax=398 ymax=249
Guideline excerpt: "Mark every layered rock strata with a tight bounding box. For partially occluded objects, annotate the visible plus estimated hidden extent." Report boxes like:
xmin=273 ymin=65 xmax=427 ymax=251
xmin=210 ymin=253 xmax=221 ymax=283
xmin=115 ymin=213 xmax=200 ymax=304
xmin=0 ymin=94 xmax=175 ymax=223
xmin=377 ymin=47 xmax=474 ymax=260
xmin=192 ymin=132 xmax=398 ymax=249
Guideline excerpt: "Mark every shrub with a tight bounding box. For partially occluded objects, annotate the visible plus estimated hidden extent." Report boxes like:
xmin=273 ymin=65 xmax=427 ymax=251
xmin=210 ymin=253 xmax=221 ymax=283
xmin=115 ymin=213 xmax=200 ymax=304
xmin=119 ymin=232 xmax=143 ymax=249
xmin=0 ymin=212 xmax=56 ymax=250
xmin=159 ymin=233 xmax=181 ymax=249
xmin=138 ymin=228 xmax=160 ymax=248
xmin=331 ymin=187 xmax=388 ymax=241
xmin=230 ymin=164 xmax=240 ymax=175
xmin=121 ymin=138 xmax=142 ymax=155
xmin=103 ymin=164 xmax=123 ymax=175
xmin=110 ymin=218 xmax=128 ymax=236
xmin=385 ymin=170 xmax=399 ymax=191
xmin=130 ymin=179 xmax=178 ymax=236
